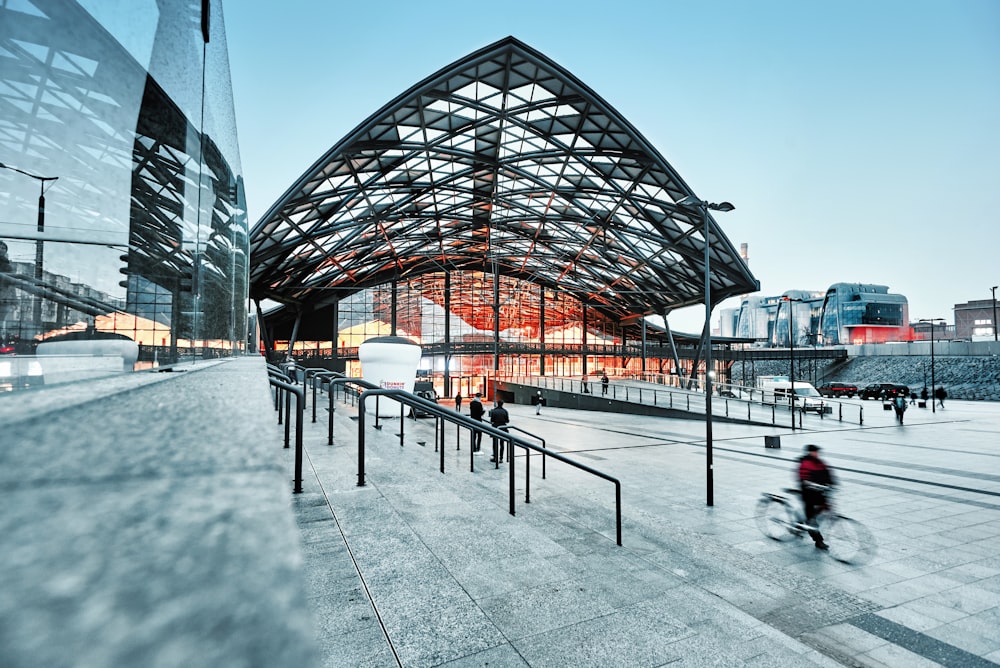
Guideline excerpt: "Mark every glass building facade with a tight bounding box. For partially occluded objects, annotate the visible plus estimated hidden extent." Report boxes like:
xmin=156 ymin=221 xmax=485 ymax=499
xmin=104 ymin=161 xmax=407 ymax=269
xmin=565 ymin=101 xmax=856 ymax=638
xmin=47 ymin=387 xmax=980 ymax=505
xmin=731 ymin=284 xmax=910 ymax=347
xmin=0 ymin=0 xmax=248 ymax=390
xmin=771 ymin=291 xmax=824 ymax=347
xmin=819 ymin=283 xmax=909 ymax=345
xmin=734 ymin=295 xmax=782 ymax=342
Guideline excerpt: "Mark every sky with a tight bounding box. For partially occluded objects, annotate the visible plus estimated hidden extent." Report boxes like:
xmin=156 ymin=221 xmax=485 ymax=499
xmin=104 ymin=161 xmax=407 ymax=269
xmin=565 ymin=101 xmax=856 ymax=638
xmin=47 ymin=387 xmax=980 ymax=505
xmin=223 ymin=0 xmax=1000 ymax=334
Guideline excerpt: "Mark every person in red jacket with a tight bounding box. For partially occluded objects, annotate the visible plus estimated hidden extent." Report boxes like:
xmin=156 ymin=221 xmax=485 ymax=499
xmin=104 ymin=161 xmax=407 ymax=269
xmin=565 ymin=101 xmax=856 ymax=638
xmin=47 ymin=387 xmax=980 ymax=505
xmin=798 ymin=444 xmax=835 ymax=550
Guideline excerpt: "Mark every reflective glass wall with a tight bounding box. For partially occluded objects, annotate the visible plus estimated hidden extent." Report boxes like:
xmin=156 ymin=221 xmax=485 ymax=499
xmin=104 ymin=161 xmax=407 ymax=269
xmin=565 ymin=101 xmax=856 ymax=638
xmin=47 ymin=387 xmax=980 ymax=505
xmin=819 ymin=283 xmax=909 ymax=344
xmin=0 ymin=0 xmax=248 ymax=389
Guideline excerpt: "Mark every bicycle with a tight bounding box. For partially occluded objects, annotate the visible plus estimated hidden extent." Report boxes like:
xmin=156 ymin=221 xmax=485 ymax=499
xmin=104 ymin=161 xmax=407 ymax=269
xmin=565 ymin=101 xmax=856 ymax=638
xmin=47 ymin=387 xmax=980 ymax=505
xmin=755 ymin=486 xmax=876 ymax=564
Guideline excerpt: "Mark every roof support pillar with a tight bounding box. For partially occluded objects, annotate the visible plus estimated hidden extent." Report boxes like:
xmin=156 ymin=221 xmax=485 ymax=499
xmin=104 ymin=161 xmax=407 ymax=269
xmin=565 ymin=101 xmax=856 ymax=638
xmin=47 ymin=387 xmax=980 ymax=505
xmin=687 ymin=320 xmax=709 ymax=391
xmin=492 ymin=264 xmax=500 ymax=373
xmin=582 ymin=304 xmax=588 ymax=376
xmin=331 ymin=298 xmax=340 ymax=370
xmin=662 ymin=313 xmax=683 ymax=388
xmin=255 ymin=298 xmax=273 ymax=359
xmin=390 ymin=279 xmax=398 ymax=336
xmin=538 ymin=284 xmax=546 ymax=376
xmin=286 ymin=311 xmax=302 ymax=361
xmin=618 ymin=321 xmax=626 ymax=369
xmin=641 ymin=320 xmax=647 ymax=374
xmin=444 ymin=272 xmax=452 ymax=394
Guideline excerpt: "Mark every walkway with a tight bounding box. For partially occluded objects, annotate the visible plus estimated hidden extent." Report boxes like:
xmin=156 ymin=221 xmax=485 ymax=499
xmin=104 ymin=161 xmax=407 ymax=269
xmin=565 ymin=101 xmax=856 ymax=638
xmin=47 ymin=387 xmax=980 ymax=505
xmin=286 ymin=388 xmax=1000 ymax=667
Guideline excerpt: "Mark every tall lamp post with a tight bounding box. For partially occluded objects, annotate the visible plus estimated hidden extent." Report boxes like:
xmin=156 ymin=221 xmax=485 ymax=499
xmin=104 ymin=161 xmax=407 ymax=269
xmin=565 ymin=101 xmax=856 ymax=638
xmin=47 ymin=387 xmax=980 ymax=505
xmin=919 ymin=318 xmax=944 ymax=414
xmin=784 ymin=296 xmax=804 ymax=429
xmin=0 ymin=162 xmax=58 ymax=337
xmin=678 ymin=196 xmax=734 ymax=508
xmin=992 ymin=286 xmax=998 ymax=342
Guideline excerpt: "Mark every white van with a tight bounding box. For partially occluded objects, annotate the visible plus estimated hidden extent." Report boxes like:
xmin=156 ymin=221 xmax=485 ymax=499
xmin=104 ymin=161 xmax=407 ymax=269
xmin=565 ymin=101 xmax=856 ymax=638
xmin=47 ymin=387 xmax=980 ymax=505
xmin=761 ymin=381 xmax=828 ymax=414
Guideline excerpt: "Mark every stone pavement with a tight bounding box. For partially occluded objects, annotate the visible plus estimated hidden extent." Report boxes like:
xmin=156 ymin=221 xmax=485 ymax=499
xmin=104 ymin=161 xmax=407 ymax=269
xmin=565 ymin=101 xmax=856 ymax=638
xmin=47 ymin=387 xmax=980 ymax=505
xmin=6 ymin=356 xmax=991 ymax=667
xmin=287 ymin=386 xmax=1000 ymax=667
xmin=0 ymin=357 xmax=318 ymax=668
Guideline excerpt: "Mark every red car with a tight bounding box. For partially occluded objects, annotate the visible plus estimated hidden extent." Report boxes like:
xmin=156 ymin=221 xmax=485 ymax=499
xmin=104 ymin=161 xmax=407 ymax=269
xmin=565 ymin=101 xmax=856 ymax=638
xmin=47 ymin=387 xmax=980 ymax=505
xmin=817 ymin=382 xmax=858 ymax=398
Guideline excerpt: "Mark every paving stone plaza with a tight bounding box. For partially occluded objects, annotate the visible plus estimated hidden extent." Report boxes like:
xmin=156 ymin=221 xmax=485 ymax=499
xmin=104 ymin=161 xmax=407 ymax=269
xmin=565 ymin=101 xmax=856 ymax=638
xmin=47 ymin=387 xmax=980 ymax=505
xmin=285 ymin=362 xmax=1000 ymax=667
xmin=3 ymin=357 xmax=998 ymax=667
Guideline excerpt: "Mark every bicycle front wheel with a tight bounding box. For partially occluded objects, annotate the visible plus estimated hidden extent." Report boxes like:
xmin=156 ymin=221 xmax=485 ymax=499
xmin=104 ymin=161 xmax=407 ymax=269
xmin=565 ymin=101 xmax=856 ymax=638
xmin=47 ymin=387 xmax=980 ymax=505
xmin=819 ymin=514 xmax=876 ymax=564
xmin=755 ymin=495 xmax=796 ymax=541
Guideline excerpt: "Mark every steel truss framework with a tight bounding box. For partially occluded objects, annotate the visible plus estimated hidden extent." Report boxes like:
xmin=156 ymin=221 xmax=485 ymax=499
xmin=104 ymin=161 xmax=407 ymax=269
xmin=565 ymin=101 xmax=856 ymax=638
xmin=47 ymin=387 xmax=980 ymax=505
xmin=250 ymin=36 xmax=757 ymax=338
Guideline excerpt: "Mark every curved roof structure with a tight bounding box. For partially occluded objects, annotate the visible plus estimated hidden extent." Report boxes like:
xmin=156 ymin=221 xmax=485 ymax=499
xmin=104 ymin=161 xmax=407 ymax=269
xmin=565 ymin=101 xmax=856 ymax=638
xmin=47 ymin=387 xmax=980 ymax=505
xmin=249 ymin=36 xmax=757 ymax=325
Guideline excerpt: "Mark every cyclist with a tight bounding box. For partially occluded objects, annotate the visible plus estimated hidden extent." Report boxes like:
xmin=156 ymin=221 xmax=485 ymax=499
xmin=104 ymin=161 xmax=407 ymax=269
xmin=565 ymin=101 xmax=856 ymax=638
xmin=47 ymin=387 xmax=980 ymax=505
xmin=798 ymin=444 xmax=835 ymax=550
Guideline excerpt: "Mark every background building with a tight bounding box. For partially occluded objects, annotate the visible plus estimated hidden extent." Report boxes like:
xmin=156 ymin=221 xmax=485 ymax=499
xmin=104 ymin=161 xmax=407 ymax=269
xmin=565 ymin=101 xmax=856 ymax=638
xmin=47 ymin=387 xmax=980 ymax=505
xmin=954 ymin=298 xmax=998 ymax=340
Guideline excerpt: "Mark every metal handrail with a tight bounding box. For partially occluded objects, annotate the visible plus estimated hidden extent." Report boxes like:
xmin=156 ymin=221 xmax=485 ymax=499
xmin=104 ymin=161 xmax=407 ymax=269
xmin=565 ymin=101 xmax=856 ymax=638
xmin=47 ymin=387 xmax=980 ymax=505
xmin=357 ymin=387 xmax=623 ymax=545
xmin=503 ymin=425 xmax=547 ymax=505
xmin=268 ymin=376 xmax=305 ymax=494
xmin=308 ymin=369 xmax=344 ymax=424
xmin=323 ymin=377 xmax=381 ymax=446
xmin=312 ymin=371 xmax=344 ymax=442
xmin=509 ymin=374 xmax=865 ymax=427
xmin=267 ymin=365 xmax=292 ymax=423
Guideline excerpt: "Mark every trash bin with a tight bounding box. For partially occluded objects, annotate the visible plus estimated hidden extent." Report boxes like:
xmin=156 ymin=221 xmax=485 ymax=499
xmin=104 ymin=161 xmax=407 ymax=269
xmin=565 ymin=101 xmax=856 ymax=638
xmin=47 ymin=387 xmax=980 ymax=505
xmin=764 ymin=436 xmax=781 ymax=449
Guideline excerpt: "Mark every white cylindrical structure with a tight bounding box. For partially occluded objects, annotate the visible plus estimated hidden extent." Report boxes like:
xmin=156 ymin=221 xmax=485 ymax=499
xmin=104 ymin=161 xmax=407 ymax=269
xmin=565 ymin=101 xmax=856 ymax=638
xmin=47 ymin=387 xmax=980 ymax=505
xmin=357 ymin=336 xmax=421 ymax=417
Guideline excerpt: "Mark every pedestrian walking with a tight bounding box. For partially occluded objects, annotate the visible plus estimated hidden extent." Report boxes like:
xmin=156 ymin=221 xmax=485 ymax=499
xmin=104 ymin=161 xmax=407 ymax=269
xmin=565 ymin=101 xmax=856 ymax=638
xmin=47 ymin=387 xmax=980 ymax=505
xmin=535 ymin=390 xmax=544 ymax=415
xmin=454 ymin=393 xmax=462 ymax=412
xmin=489 ymin=400 xmax=510 ymax=463
xmin=601 ymin=372 xmax=609 ymax=396
xmin=469 ymin=393 xmax=485 ymax=452
xmin=581 ymin=375 xmax=589 ymax=393
xmin=935 ymin=386 xmax=947 ymax=408
xmin=892 ymin=393 xmax=907 ymax=424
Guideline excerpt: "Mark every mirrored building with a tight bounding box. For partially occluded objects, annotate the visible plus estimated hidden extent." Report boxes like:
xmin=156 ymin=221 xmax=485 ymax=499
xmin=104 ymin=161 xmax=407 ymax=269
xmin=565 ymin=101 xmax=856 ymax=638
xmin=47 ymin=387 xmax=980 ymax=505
xmin=0 ymin=0 xmax=248 ymax=390
xmin=819 ymin=283 xmax=909 ymax=345
xmin=772 ymin=290 xmax=824 ymax=347
xmin=730 ymin=284 xmax=909 ymax=348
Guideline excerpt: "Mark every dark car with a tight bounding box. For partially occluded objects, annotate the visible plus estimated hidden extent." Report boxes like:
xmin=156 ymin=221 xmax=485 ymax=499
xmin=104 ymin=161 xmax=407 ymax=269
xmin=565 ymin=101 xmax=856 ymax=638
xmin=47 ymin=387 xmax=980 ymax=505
xmin=860 ymin=383 xmax=909 ymax=400
xmin=409 ymin=381 xmax=439 ymax=418
xmin=817 ymin=382 xmax=858 ymax=398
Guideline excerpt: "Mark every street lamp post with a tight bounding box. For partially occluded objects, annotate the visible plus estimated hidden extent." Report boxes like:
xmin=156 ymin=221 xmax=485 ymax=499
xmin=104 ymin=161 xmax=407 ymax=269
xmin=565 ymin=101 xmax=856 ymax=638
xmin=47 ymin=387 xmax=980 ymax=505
xmin=678 ymin=196 xmax=734 ymax=508
xmin=0 ymin=162 xmax=58 ymax=337
xmin=919 ymin=318 xmax=944 ymax=414
xmin=992 ymin=286 xmax=998 ymax=342
xmin=785 ymin=297 xmax=801 ymax=429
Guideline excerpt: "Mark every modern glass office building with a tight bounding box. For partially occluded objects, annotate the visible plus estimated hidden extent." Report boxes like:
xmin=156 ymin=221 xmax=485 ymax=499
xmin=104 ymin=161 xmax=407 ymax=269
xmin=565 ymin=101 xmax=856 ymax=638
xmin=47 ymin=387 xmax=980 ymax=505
xmin=0 ymin=0 xmax=248 ymax=390
xmin=728 ymin=284 xmax=910 ymax=348
xmin=819 ymin=283 xmax=909 ymax=345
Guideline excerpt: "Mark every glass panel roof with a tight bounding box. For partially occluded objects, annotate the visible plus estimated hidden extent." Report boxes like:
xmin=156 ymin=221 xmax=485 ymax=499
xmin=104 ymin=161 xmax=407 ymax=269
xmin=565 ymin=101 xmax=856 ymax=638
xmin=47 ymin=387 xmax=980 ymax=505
xmin=249 ymin=36 xmax=757 ymax=323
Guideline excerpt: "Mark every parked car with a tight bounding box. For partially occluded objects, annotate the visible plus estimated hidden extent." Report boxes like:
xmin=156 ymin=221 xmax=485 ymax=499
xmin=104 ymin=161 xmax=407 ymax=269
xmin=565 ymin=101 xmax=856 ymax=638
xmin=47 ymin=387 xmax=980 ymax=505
xmin=409 ymin=381 xmax=439 ymax=418
xmin=762 ymin=381 xmax=828 ymax=413
xmin=817 ymin=382 xmax=858 ymax=398
xmin=859 ymin=383 xmax=909 ymax=400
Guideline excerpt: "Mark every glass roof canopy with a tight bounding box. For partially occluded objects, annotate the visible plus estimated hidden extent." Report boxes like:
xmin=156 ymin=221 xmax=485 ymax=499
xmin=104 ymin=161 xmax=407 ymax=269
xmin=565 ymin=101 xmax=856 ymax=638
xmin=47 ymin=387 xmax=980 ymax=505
xmin=249 ymin=36 xmax=758 ymax=327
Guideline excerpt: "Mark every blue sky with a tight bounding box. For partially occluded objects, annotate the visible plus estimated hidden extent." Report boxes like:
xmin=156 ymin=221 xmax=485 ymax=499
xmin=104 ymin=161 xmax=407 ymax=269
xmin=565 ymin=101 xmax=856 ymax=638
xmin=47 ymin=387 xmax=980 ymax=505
xmin=224 ymin=0 xmax=1000 ymax=334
